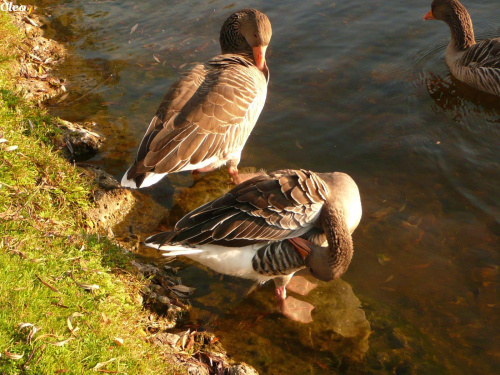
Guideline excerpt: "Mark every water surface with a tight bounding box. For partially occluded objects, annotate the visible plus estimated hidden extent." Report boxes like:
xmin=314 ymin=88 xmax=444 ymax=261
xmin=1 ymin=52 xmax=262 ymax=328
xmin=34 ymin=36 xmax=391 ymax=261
xmin=35 ymin=0 xmax=500 ymax=373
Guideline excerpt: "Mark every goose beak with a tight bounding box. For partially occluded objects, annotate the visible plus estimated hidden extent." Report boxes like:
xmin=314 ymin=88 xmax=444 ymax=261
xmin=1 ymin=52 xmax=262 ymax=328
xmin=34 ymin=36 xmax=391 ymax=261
xmin=252 ymin=45 xmax=267 ymax=71
xmin=423 ymin=10 xmax=435 ymax=20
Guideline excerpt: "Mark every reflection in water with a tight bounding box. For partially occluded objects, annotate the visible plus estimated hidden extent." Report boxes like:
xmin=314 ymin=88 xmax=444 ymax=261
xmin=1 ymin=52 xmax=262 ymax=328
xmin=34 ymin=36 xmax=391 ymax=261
xmin=188 ymin=275 xmax=371 ymax=374
xmin=425 ymin=72 xmax=500 ymax=121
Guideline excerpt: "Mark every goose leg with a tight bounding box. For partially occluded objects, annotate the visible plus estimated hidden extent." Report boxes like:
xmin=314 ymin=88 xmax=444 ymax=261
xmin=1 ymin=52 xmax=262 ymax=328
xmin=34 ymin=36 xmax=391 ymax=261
xmin=274 ymin=278 xmax=314 ymax=323
xmin=228 ymin=166 xmax=241 ymax=184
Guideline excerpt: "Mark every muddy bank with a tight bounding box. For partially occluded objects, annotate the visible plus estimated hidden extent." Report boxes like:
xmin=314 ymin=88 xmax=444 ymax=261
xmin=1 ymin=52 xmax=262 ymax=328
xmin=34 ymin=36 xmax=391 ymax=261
xmin=9 ymin=9 xmax=258 ymax=375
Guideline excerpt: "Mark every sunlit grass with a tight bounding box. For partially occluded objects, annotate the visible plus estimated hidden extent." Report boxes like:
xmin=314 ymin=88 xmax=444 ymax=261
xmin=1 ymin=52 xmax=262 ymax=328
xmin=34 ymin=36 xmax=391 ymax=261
xmin=0 ymin=13 xmax=178 ymax=374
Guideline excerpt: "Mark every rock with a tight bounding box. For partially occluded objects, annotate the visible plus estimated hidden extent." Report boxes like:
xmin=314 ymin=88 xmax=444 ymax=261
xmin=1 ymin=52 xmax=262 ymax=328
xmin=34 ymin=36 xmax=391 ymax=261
xmin=157 ymin=295 xmax=170 ymax=305
xmin=148 ymin=332 xmax=180 ymax=347
xmin=78 ymin=164 xmax=121 ymax=191
xmin=81 ymin=166 xmax=169 ymax=244
xmin=187 ymin=364 xmax=209 ymax=375
xmin=58 ymin=120 xmax=104 ymax=160
xmin=228 ymin=363 xmax=259 ymax=375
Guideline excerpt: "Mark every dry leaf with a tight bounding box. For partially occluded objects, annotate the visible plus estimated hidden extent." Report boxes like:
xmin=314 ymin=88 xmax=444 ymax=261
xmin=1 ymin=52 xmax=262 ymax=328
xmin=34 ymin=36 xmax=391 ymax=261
xmin=398 ymin=198 xmax=407 ymax=212
xmin=50 ymin=337 xmax=74 ymax=347
xmin=24 ymin=16 xmax=39 ymax=27
xmin=57 ymin=92 xmax=69 ymax=103
xmin=153 ymin=54 xmax=160 ymax=63
xmin=178 ymin=329 xmax=190 ymax=349
xmin=101 ymin=312 xmax=110 ymax=324
xmin=4 ymin=350 xmax=24 ymax=360
xmin=383 ymin=275 xmax=394 ymax=283
xmin=66 ymin=140 xmax=74 ymax=154
xmin=130 ymin=23 xmax=138 ymax=35
xmin=74 ymin=281 xmax=99 ymax=291
xmin=92 ymin=357 xmax=116 ymax=371
xmin=377 ymin=254 xmax=391 ymax=265
xmin=18 ymin=322 xmax=38 ymax=344
xmin=170 ymin=285 xmax=196 ymax=296
xmin=67 ymin=312 xmax=84 ymax=333
xmin=33 ymin=333 xmax=60 ymax=342
xmin=113 ymin=337 xmax=124 ymax=346
xmin=372 ymin=207 xmax=395 ymax=219
xmin=36 ymin=275 xmax=61 ymax=293
xmin=0 ymin=138 xmax=7 ymax=143
xmin=4 ymin=145 xmax=18 ymax=151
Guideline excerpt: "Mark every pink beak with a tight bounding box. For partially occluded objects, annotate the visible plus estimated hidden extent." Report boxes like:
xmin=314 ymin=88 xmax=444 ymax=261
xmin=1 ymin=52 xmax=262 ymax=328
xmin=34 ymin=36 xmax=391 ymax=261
xmin=252 ymin=45 xmax=267 ymax=71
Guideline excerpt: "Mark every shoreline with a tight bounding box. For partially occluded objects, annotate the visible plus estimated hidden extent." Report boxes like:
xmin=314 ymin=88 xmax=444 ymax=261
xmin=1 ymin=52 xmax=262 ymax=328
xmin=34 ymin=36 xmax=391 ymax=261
xmin=0 ymin=8 xmax=257 ymax=375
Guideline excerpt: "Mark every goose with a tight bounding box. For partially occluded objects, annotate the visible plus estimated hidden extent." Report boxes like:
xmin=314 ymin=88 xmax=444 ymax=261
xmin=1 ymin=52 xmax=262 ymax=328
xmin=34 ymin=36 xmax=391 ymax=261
xmin=145 ymin=169 xmax=362 ymax=322
xmin=423 ymin=0 xmax=500 ymax=96
xmin=121 ymin=9 xmax=272 ymax=188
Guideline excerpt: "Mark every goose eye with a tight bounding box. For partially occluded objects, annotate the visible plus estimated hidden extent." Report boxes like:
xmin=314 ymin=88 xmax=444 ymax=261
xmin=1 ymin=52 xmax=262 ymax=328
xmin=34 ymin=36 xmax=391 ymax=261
xmin=253 ymin=33 xmax=258 ymax=38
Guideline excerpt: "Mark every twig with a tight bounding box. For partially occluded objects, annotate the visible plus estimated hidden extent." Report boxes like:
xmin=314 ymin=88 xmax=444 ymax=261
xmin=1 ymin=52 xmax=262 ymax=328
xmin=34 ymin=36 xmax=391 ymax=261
xmin=35 ymin=275 xmax=61 ymax=293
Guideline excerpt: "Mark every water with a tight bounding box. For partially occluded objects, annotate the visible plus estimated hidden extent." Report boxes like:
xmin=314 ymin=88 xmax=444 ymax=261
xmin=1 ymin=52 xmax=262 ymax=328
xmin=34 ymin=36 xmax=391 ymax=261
xmin=34 ymin=0 xmax=500 ymax=373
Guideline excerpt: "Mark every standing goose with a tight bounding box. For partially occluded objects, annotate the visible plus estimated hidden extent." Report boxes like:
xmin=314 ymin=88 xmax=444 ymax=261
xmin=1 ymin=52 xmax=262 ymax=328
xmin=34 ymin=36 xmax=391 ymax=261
xmin=423 ymin=0 xmax=500 ymax=96
xmin=121 ymin=9 xmax=272 ymax=188
xmin=145 ymin=169 xmax=362 ymax=322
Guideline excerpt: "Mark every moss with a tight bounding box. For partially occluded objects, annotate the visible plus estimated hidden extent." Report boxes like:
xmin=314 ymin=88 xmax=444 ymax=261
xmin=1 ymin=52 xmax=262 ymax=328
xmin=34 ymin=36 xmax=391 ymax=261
xmin=0 ymin=12 xmax=179 ymax=375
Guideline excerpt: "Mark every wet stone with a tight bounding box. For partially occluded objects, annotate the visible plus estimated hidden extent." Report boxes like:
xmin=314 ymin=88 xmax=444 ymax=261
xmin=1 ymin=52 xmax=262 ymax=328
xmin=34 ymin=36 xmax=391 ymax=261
xmin=227 ymin=363 xmax=259 ymax=375
xmin=81 ymin=167 xmax=169 ymax=246
xmin=58 ymin=120 xmax=104 ymax=161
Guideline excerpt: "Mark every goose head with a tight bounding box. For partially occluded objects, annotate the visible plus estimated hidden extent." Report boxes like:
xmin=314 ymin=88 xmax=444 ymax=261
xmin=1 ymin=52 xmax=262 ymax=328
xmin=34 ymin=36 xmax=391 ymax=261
xmin=423 ymin=0 xmax=475 ymax=50
xmin=293 ymin=172 xmax=362 ymax=282
xmin=219 ymin=9 xmax=272 ymax=71
xmin=317 ymin=172 xmax=362 ymax=233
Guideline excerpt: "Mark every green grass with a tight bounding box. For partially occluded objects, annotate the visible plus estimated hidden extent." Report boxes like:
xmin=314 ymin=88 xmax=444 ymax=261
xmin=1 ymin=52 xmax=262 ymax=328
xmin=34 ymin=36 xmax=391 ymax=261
xmin=0 ymin=13 xmax=179 ymax=374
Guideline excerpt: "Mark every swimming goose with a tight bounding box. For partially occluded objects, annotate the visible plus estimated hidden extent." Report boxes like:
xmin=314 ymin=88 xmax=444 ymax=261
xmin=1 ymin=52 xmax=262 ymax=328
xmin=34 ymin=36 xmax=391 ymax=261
xmin=145 ymin=169 xmax=362 ymax=322
xmin=121 ymin=9 xmax=272 ymax=188
xmin=423 ymin=0 xmax=500 ymax=96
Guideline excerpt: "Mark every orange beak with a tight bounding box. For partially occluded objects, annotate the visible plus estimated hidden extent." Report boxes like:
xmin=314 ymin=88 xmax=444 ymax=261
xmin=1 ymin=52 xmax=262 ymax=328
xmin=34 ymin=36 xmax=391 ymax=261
xmin=423 ymin=9 xmax=435 ymax=20
xmin=288 ymin=237 xmax=312 ymax=260
xmin=252 ymin=45 xmax=267 ymax=71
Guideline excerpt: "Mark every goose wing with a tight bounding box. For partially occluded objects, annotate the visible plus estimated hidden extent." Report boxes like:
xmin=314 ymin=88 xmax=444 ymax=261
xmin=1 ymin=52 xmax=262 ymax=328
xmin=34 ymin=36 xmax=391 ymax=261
xmin=165 ymin=169 xmax=330 ymax=247
xmin=460 ymin=38 xmax=500 ymax=95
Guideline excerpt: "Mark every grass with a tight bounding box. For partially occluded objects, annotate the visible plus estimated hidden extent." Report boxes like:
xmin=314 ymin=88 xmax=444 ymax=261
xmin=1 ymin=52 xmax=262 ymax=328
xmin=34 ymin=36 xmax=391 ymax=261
xmin=0 ymin=12 xmax=179 ymax=374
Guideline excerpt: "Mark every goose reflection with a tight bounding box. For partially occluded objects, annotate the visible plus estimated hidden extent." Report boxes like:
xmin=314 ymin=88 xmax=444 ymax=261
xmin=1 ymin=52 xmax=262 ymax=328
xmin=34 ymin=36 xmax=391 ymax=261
xmin=425 ymin=72 xmax=500 ymax=120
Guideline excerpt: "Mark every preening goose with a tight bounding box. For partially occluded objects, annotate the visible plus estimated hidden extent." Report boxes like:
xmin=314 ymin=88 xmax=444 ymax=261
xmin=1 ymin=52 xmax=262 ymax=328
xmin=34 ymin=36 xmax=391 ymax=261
xmin=122 ymin=9 xmax=272 ymax=188
xmin=145 ymin=169 xmax=362 ymax=322
xmin=423 ymin=0 xmax=500 ymax=96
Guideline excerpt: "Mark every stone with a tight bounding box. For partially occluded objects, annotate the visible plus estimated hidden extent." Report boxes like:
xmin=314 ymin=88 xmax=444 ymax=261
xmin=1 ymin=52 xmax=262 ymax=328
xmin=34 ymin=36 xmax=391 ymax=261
xmin=228 ymin=363 xmax=259 ymax=375
xmin=187 ymin=364 xmax=209 ymax=375
xmin=58 ymin=120 xmax=104 ymax=160
xmin=82 ymin=166 xmax=169 ymax=243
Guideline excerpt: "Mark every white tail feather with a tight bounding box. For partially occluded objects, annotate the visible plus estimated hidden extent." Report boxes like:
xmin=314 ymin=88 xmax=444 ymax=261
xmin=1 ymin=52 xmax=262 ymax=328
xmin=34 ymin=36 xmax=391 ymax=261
xmin=144 ymin=242 xmax=203 ymax=256
xmin=120 ymin=166 xmax=168 ymax=189
xmin=120 ymin=166 xmax=138 ymax=188
xmin=161 ymin=249 xmax=204 ymax=256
